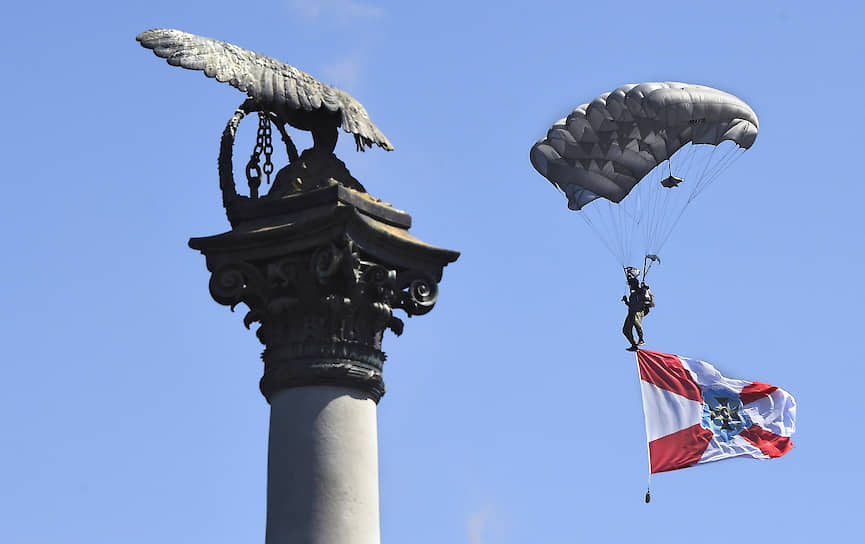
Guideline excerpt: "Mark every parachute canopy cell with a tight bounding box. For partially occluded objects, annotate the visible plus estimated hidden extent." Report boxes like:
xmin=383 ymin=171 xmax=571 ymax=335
xmin=530 ymin=82 xmax=759 ymax=210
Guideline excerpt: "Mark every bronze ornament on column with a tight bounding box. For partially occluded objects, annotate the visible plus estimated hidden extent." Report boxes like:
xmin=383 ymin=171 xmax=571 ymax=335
xmin=136 ymin=29 xmax=458 ymax=401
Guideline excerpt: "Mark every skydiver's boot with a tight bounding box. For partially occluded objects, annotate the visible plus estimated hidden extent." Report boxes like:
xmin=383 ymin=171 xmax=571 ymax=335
xmin=626 ymin=345 xmax=639 ymax=352
xmin=638 ymin=339 xmax=645 ymax=346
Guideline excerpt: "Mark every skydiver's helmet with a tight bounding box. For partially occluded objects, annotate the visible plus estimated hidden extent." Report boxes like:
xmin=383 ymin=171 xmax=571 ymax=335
xmin=624 ymin=267 xmax=641 ymax=282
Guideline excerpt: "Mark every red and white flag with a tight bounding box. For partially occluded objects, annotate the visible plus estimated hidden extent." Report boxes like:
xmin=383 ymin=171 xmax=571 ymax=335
xmin=638 ymin=349 xmax=796 ymax=474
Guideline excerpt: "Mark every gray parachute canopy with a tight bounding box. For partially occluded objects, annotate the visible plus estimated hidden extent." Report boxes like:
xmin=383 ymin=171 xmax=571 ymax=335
xmin=530 ymin=82 xmax=758 ymax=210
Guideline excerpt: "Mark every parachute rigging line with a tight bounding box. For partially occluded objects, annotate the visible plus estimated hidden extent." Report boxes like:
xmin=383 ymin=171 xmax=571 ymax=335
xmin=654 ymin=143 xmax=746 ymax=253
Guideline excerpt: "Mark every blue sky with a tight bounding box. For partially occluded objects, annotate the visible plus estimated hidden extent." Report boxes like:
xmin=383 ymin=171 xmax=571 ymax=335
xmin=2 ymin=1 xmax=863 ymax=542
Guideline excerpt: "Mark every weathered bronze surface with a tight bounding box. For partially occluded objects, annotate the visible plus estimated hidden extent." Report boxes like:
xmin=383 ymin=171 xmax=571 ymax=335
xmin=190 ymin=187 xmax=459 ymax=402
xmin=139 ymin=28 xmax=459 ymax=402
xmin=137 ymin=28 xmax=393 ymax=218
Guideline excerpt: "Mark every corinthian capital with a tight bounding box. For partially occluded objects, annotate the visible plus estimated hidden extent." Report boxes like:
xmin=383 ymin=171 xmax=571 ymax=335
xmin=190 ymin=184 xmax=458 ymax=402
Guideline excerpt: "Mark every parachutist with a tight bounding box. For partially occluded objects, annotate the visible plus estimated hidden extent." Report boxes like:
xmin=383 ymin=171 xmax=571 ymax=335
xmin=622 ymin=268 xmax=654 ymax=351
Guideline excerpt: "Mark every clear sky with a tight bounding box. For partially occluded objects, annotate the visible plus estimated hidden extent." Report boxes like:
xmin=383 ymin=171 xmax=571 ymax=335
xmin=2 ymin=1 xmax=862 ymax=542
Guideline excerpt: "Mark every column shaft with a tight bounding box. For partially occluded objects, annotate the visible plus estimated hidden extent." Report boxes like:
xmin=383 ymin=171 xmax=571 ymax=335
xmin=265 ymin=385 xmax=381 ymax=544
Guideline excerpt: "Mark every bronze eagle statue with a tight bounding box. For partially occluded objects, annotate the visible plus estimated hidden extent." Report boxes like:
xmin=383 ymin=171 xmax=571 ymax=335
xmin=136 ymin=28 xmax=393 ymax=157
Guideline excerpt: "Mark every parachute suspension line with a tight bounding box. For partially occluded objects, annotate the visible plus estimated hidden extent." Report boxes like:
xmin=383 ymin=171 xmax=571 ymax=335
xmin=625 ymin=181 xmax=649 ymax=267
xmin=652 ymin=147 xmax=739 ymax=254
xmin=580 ymin=212 xmax=622 ymax=265
xmin=576 ymin=142 xmax=747 ymax=269
xmin=583 ymin=191 xmax=648 ymax=268
xmin=624 ymin=181 xmax=643 ymax=264
xmin=642 ymin=171 xmax=664 ymax=259
xmin=589 ymin=203 xmax=620 ymax=266
xmin=691 ymin=143 xmax=720 ymax=197
xmin=654 ymin=197 xmax=695 ymax=255
xmin=607 ymin=199 xmax=625 ymax=265
xmin=619 ymin=200 xmax=635 ymax=266
xmin=648 ymin=153 xmax=677 ymax=252
xmin=689 ymin=144 xmax=718 ymax=201
xmin=686 ymin=142 xmax=741 ymax=204
xmin=689 ymin=145 xmax=746 ymax=203
xmin=648 ymin=156 xmax=679 ymax=254
xmin=647 ymin=161 xmax=672 ymax=253
xmin=616 ymin=194 xmax=639 ymax=266
xmin=614 ymin=203 xmax=631 ymax=264
xmin=616 ymin=189 xmax=640 ymax=266
xmin=585 ymin=198 xmax=638 ymax=268
xmin=644 ymin=145 xmax=697 ymax=258
xmin=641 ymin=161 xmax=664 ymax=260
xmin=647 ymin=142 xmax=745 ymax=257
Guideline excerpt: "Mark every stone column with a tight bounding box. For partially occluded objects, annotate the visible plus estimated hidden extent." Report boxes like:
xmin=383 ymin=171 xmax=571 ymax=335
xmin=190 ymin=184 xmax=458 ymax=544
xmin=266 ymin=386 xmax=380 ymax=543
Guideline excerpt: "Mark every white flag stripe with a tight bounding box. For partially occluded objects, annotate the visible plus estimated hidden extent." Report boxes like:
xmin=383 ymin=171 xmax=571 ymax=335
xmin=640 ymin=379 xmax=702 ymax=442
xmin=680 ymin=356 xmax=750 ymax=393
xmin=698 ymin=434 xmax=767 ymax=464
xmin=742 ymin=389 xmax=797 ymax=437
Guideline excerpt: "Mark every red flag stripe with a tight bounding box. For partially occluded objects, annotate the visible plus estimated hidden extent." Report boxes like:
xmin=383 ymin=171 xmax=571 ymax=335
xmin=649 ymin=424 xmax=714 ymax=473
xmin=637 ymin=350 xmax=702 ymax=402
xmin=739 ymin=425 xmax=794 ymax=458
xmin=739 ymin=381 xmax=779 ymax=405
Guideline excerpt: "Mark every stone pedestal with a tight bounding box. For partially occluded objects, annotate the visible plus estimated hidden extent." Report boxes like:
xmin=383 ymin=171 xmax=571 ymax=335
xmin=189 ymin=184 xmax=458 ymax=544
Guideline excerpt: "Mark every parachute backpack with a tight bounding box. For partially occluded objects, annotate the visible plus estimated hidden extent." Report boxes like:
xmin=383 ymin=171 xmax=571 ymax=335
xmin=530 ymin=82 xmax=758 ymax=269
xmin=641 ymin=285 xmax=655 ymax=314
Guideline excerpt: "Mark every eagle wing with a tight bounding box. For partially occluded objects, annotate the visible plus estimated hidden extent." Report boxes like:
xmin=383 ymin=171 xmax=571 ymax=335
xmin=136 ymin=28 xmax=393 ymax=151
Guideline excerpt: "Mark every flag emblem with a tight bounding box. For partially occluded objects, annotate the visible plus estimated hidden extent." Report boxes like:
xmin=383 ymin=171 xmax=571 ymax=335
xmin=637 ymin=349 xmax=796 ymax=474
xmin=701 ymin=390 xmax=750 ymax=441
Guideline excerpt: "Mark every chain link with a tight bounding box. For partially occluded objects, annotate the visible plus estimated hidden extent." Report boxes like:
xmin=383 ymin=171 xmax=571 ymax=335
xmin=262 ymin=118 xmax=274 ymax=182
xmin=245 ymin=113 xmax=276 ymax=197
xmin=252 ymin=114 xmax=274 ymax=184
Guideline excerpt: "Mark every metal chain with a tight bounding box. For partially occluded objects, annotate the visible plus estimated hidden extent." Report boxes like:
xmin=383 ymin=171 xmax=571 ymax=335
xmin=261 ymin=116 xmax=274 ymax=184
xmin=245 ymin=113 xmax=276 ymax=198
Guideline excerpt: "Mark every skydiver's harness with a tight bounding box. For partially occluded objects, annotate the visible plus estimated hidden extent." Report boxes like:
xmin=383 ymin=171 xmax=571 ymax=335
xmin=625 ymin=255 xmax=659 ymax=314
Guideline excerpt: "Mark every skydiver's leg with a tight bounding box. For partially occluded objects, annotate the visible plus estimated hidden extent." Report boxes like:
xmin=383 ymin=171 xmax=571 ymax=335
xmin=634 ymin=312 xmax=644 ymax=344
xmin=623 ymin=312 xmax=637 ymax=346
